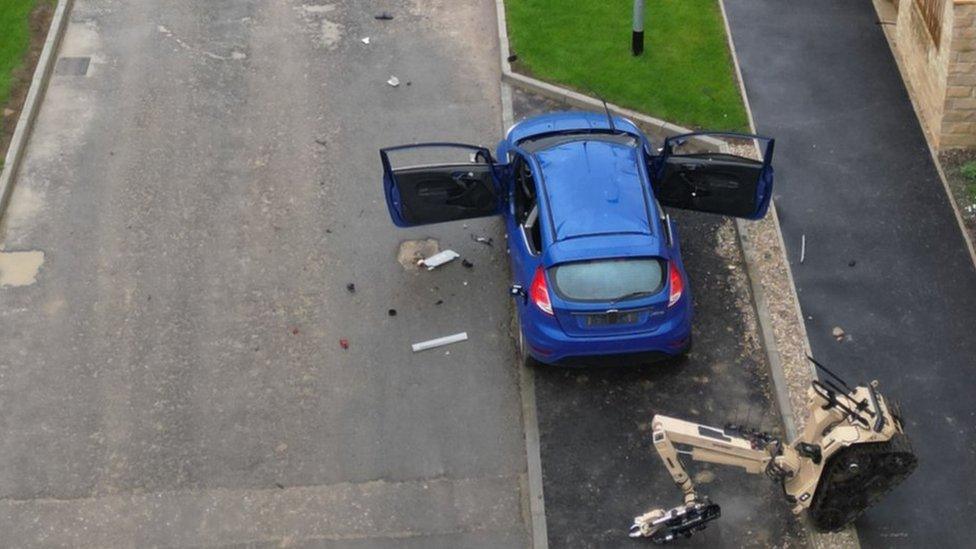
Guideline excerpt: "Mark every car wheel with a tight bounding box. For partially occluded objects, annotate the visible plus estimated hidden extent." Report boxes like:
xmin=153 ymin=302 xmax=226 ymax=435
xmin=513 ymin=310 xmax=540 ymax=368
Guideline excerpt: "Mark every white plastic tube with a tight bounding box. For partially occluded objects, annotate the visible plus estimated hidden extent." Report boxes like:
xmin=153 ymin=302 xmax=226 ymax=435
xmin=412 ymin=332 xmax=469 ymax=352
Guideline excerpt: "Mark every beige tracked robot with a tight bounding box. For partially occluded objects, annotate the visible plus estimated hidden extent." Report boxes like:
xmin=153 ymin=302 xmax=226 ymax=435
xmin=630 ymin=357 xmax=917 ymax=542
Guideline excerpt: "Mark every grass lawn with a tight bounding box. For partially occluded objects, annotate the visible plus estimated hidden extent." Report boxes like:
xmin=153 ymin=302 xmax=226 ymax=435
xmin=506 ymin=0 xmax=749 ymax=131
xmin=963 ymin=160 xmax=976 ymax=203
xmin=0 ymin=0 xmax=41 ymax=108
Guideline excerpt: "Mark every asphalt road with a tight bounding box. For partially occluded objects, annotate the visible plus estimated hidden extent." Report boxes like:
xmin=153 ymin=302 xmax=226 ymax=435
xmin=514 ymin=90 xmax=804 ymax=548
xmin=724 ymin=1 xmax=976 ymax=547
xmin=0 ymin=1 xmax=527 ymax=546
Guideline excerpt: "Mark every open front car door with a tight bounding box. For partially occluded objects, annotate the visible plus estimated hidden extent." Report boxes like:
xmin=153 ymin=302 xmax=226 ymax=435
xmin=653 ymin=133 xmax=774 ymax=220
xmin=380 ymin=143 xmax=504 ymax=227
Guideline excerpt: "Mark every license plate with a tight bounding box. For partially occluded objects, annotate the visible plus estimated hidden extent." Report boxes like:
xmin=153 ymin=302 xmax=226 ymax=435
xmin=585 ymin=311 xmax=639 ymax=326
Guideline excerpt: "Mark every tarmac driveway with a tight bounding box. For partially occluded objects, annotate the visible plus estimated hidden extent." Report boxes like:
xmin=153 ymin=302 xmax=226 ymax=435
xmin=724 ymin=1 xmax=976 ymax=546
xmin=514 ymin=90 xmax=804 ymax=548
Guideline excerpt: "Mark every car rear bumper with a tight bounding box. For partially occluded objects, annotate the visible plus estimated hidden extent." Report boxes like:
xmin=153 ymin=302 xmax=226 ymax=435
xmin=522 ymin=308 xmax=692 ymax=366
xmin=550 ymin=347 xmax=687 ymax=367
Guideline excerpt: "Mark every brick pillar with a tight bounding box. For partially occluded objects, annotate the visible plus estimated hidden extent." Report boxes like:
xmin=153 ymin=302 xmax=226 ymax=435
xmin=941 ymin=2 xmax=976 ymax=149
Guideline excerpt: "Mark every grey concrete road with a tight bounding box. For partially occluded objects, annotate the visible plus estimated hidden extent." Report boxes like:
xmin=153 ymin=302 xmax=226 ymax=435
xmin=725 ymin=1 xmax=976 ymax=547
xmin=0 ymin=1 xmax=528 ymax=546
xmin=514 ymin=90 xmax=804 ymax=548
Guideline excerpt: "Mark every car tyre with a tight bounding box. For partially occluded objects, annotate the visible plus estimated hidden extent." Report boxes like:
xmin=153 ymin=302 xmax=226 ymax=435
xmin=514 ymin=310 xmax=540 ymax=368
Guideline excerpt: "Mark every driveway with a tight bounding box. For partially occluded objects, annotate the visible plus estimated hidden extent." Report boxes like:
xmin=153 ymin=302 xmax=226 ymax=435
xmin=514 ymin=89 xmax=803 ymax=548
xmin=0 ymin=1 xmax=527 ymax=546
xmin=724 ymin=1 xmax=976 ymax=546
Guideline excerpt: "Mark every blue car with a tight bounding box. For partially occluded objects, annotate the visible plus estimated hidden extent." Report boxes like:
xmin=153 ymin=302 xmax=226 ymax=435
xmin=381 ymin=111 xmax=774 ymax=366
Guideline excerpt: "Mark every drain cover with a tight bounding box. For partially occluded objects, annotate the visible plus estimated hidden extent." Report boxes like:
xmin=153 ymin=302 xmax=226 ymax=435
xmin=55 ymin=56 xmax=91 ymax=76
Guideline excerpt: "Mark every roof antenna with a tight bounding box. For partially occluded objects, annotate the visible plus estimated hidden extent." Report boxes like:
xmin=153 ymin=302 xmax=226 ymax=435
xmin=598 ymin=95 xmax=617 ymax=133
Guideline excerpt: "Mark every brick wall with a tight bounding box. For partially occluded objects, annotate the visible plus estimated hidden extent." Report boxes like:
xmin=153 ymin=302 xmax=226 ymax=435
xmin=896 ymin=0 xmax=976 ymax=149
xmin=941 ymin=3 xmax=976 ymax=148
xmin=896 ymin=0 xmax=953 ymax=144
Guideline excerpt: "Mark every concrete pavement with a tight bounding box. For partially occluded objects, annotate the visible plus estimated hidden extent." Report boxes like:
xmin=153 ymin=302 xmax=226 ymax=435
xmin=0 ymin=0 xmax=527 ymax=546
xmin=724 ymin=1 xmax=976 ymax=546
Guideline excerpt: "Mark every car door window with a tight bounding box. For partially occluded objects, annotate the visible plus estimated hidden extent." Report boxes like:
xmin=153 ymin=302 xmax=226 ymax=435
xmin=513 ymin=154 xmax=542 ymax=254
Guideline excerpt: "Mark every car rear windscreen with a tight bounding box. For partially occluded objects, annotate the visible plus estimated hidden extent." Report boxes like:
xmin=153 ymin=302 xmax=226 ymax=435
xmin=550 ymin=258 xmax=665 ymax=302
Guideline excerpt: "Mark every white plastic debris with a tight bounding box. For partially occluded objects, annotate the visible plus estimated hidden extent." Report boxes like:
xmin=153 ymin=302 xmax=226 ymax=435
xmin=361 ymin=37 xmax=370 ymax=44
xmin=470 ymin=233 xmax=493 ymax=246
xmin=387 ymin=75 xmax=400 ymax=87
xmin=412 ymin=332 xmax=468 ymax=352
xmin=800 ymin=234 xmax=806 ymax=264
xmin=420 ymin=249 xmax=459 ymax=270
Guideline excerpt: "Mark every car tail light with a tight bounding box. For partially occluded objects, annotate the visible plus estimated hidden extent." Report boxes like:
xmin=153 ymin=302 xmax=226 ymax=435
xmin=668 ymin=262 xmax=684 ymax=308
xmin=530 ymin=267 xmax=553 ymax=315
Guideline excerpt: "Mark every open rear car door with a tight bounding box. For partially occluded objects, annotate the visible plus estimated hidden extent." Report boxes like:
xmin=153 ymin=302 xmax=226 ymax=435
xmin=380 ymin=143 xmax=504 ymax=227
xmin=653 ymin=133 xmax=774 ymax=220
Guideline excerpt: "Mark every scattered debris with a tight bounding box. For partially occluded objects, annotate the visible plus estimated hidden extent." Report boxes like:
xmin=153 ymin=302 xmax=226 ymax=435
xmin=848 ymin=260 xmax=857 ymax=267
xmin=435 ymin=299 xmax=443 ymax=305
xmin=800 ymin=234 xmax=806 ymax=264
xmin=470 ymin=234 xmax=493 ymax=247
xmin=388 ymin=308 xmax=397 ymax=316
xmin=412 ymin=332 xmax=468 ymax=352
xmin=507 ymin=54 xmax=518 ymax=63
xmin=461 ymin=259 xmax=474 ymax=269
xmin=420 ymin=249 xmax=459 ymax=270
xmin=374 ymin=11 xmax=394 ymax=20
xmin=346 ymin=283 xmax=356 ymax=293
xmin=387 ymin=75 xmax=400 ymax=87
xmin=832 ymin=326 xmax=845 ymax=341
xmin=291 ymin=327 xmax=300 ymax=335
xmin=339 ymin=338 xmax=349 ymax=349
xmin=2 ymin=108 xmax=14 ymax=117
xmin=361 ymin=36 xmax=370 ymax=44
xmin=315 ymin=138 xmax=328 ymax=146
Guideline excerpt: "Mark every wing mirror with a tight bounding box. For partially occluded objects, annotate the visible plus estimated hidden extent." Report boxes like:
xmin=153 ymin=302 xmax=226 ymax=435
xmin=510 ymin=284 xmax=528 ymax=304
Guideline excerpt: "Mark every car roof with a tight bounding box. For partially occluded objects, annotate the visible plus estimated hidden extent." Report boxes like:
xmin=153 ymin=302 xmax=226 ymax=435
xmin=535 ymin=139 xmax=653 ymax=243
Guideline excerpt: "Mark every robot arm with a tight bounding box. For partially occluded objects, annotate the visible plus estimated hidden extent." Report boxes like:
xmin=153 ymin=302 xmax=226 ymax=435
xmin=630 ymin=416 xmax=795 ymax=540
xmin=630 ymin=359 xmax=916 ymax=543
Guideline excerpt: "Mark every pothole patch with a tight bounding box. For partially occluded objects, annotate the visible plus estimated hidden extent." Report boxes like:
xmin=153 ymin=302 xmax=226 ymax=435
xmin=397 ymin=238 xmax=439 ymax=270
xmin=55 ymin=56 xmax=91 ymax=76
xmin=0 ymin=250 xmax=45 ymax=287
xmin=298 ymin=4 xmax=343 ymax=49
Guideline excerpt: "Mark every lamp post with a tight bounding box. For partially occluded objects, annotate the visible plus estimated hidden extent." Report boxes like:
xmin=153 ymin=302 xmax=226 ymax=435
xmin=632 ymin=0 xmax=645 ymax=56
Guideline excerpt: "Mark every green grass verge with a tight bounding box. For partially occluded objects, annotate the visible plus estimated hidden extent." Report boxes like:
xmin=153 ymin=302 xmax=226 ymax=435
xmin=0 ymin=0 xmax=40 ymax=107
xmin=506 ymin=0 xmax=749 ymax=131
xmin=962 ymin=160 xmax=976 ymax=203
